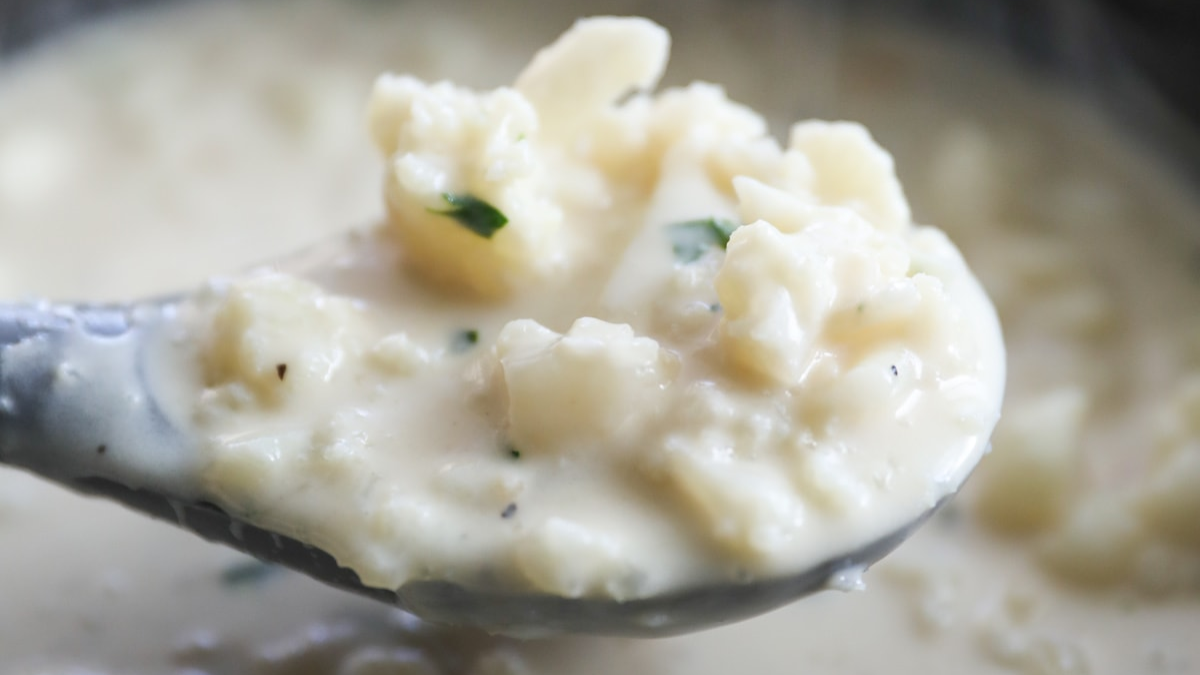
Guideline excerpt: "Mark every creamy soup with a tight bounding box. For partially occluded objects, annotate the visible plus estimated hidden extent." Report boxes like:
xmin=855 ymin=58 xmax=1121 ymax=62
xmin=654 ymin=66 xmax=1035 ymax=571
xmin=16 ymin=15 xmax=998 ymax=611
xmin=0 ymin=0 xmax=1198 ymax=673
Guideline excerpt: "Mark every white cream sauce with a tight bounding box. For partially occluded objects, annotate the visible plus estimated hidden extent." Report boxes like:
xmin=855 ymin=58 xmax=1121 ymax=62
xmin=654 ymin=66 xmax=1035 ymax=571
xmin=111 ymin=15 xmax=1001 ymax=604
xmin=0 ymin=0 xmax=1198 ymax=673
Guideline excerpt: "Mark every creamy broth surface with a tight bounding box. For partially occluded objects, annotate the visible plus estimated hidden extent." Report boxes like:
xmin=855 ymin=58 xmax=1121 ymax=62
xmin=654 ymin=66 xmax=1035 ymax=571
xmin=1 ymin=0 xmax=1199 ymax=673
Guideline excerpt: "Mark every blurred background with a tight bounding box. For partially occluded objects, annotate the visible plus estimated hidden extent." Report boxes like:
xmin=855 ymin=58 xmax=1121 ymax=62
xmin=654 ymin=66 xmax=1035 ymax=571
xmin=4 ymin=0 xmax=1199 ymax=149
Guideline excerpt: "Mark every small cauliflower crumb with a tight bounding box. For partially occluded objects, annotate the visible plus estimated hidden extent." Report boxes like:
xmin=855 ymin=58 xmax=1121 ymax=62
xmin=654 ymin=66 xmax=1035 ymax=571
xmin=203 ymin=273 xmax=367 ymax=403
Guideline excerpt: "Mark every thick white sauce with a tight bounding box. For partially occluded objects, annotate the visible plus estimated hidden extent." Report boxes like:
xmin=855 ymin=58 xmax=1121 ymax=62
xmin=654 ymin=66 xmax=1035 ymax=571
xmin=0 ymin=0 xmax=1198 ymax=673
xmin=117 ymin=16 xmax=1003 ymax=602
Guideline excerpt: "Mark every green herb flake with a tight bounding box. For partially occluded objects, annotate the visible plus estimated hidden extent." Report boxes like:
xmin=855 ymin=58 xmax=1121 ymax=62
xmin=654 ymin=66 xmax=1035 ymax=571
xmin=666 ymin=218 xmax=740 ymax=263
xmin=450 ymin=329 xmax=480 ymax=354
xmin=220 ymin=560 xmax=280 ymax=589
xmin=506 ymin=444 xmax=522 ymax=460
xmin=428 ymin=193 xmax=508 ymax=239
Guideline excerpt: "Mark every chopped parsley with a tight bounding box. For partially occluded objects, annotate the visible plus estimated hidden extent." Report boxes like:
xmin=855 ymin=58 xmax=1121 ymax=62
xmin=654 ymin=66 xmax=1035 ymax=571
xmin=220 ymin=560 xmax=281 ymax=589
xmin=429 ymin=193 xmax=508 ymax=239
xmin=506 ymin=444 xmax=522 ymax=460
xmin=450 ymin=329 xmax=480 ymax=354
xmin=666 ymin=217 xmax=739 ymax=263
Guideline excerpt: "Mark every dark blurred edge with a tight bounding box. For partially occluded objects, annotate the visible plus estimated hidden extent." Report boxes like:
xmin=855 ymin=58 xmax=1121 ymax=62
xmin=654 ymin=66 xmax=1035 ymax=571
xmin=860 ymin=0 xmax=1200 ymax=121
xmin=1 ymin=0 xmax=1197 ymax=173
xmin=1 ymin=0 xmax=1196 ymax=119
xmin=864 ymin=0 xmax=1200 ymax=182
xmin=0 ymin=0 xmax=167 ymax=52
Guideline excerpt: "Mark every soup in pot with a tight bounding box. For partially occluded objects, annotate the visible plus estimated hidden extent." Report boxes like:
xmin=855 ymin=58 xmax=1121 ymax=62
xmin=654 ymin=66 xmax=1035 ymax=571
xmin=0 ymin=0 xmax=1197 ymax=673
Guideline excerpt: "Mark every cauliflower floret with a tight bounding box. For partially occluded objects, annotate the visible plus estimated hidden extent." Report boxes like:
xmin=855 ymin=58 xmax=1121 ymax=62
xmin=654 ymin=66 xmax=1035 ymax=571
xmin=789 ymin=121 xmax=911 ymax=233
xmin=495 ymin=318 xmax=676 ymax=455
xmin=663 ymin=446 xmax=807 ymax=562
xmin=367 ymin=18 xmax=673 ymax=299
xmin=646 ymin=83 xmax=769 ymax=152
xmin=715 ymin=188 xmax=923 ymax=387
xmin=715 ymin=170 xmax=966 ymax=391
xmin=714 ymin=220 xmax=838 ymax=386
xmin=203 ymin=273 xmax=367 ymax=403
xmin=733 ymin=175 xmax=860 ymax=234
xmin=973 ymin=389 xmax=1088 ymax=533
xmin=514 ymin=16 xmax=669 ymax=141
xmin=368 ymin=77 xmax=563 ymax=298
xmin=1038 ymin=495 xmax=1142 ymax=586
xmin=581 ymin=82 xmax=787 ymax=195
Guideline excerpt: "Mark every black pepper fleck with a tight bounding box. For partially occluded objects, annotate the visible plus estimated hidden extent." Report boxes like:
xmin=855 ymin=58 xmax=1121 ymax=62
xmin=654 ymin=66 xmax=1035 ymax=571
xmin=501 ymin=503 xmax=518 ymax=519
xmin=890 ymin=364 xmax=899 ymax=377
xmin=276 ymin=363 xmax=288 ymax=381
xmin=96 ymin=444 xmax=107 ymax=455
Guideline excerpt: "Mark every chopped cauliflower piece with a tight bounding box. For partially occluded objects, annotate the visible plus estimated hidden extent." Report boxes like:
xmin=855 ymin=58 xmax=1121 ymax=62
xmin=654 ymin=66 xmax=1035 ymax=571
xmin=973 ymin=389 xmax=1088 ymax=533
xmin=368 ymin=77 xmax=563 ymax=298
xmin=715 ymin=197 xmax=944 ymax=388
xmin=514 ymin=17 xmax=669 ymax=141
xmin=203 ymin=273 xmax=366 ymax=402
xmin=1038 ymin=496 xmax=1141 ymax=586
xmin=789 ymin=121 xmax=911 ymax=233
xmin=495 ymin=318 xmax=676 ymax=455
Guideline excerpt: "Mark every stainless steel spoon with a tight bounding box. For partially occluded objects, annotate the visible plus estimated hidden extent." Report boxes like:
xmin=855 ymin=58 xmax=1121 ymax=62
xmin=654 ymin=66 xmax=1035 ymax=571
xmin=0 ymin=299 xmax=952 ymax=638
